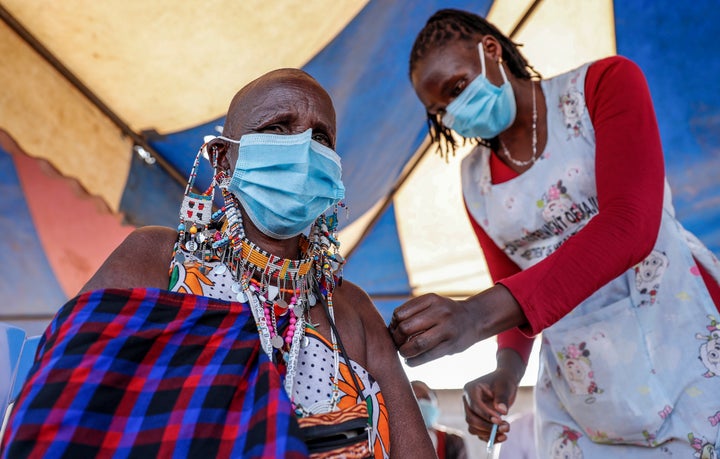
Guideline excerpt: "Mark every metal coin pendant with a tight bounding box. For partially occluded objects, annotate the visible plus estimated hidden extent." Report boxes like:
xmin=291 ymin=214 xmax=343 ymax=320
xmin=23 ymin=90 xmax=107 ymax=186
xmin=301 ymin=336 xmax=310 ymax=348
xmin=185 ymin=240 xmax=198 ymax=252
xmin=308 ymin=294 xmax=317 ymax=306
xmin=231 ymin=282 xmax=241 ymax=293
xmin=271 ymin=335 xmax=284 ymax=349
xmin=212 ymin=264 xmax=227 ymax=275
xmin=236 ymin=291 xmax=248 ymax=303
xmin=293 ymin=305 xmax=304 ymax=317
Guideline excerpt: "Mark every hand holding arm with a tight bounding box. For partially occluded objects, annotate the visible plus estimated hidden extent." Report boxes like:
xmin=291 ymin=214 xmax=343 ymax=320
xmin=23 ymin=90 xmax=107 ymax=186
xmin=389 ymin=284 xmax=528 ymax=366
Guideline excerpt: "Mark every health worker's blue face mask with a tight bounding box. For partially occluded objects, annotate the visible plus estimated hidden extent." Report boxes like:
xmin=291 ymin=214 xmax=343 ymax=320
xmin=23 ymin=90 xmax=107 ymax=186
xmin=442 ymin=43 xmax=517 ymax=139
xmin=222 ymin=129 xmax=345 ymax=239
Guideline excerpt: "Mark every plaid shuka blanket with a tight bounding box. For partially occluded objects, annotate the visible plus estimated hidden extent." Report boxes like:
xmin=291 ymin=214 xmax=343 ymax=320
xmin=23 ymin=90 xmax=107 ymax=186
xmin=1 ymin=288 xmax=309 ymax=458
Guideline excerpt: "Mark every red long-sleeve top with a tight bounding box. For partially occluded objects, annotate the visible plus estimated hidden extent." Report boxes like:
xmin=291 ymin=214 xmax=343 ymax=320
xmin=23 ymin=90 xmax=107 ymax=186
xmin=465 ymin=56 xmax=720 ymax=364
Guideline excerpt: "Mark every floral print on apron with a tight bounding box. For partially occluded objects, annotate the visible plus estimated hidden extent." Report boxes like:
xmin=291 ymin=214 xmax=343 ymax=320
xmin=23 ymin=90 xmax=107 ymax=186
xmin=462 ymin=62 xmax=720 ymax=458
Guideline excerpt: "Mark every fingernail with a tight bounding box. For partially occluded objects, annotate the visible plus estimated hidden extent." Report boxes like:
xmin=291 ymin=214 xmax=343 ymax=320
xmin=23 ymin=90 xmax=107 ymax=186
xmin=497 ymin=403 xmax=507 ymax=413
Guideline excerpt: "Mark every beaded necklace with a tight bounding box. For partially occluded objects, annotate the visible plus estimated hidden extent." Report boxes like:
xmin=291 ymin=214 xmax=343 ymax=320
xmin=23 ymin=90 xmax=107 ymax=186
xmin=499 ymin=80 xmax=539 ymax=167
xmin=176 ymin=142 xmax=346 ymax=413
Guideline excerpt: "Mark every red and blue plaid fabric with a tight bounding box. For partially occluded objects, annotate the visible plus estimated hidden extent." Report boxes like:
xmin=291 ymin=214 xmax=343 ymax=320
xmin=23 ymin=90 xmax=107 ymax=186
xmin=1 ymin=288 xmax=309 ymax=458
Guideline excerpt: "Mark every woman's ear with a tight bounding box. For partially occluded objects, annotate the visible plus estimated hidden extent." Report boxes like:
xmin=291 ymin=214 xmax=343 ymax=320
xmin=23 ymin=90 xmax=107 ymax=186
xmin=207 ymin=138 xmax=232 ymax=171
xmin=480 ymin=35 xmax=503 ymax=62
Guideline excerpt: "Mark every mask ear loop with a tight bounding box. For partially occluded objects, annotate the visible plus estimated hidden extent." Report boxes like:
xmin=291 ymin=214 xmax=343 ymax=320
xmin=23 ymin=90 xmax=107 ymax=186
xmin=216 ymin=135 xmax=241 ymax=144
xmin=477 ymin=42 xmax=487 ymax=78
xmin=477 ymin=41 xmax=509 ymax=84
xmin=497 ymin=57 xmax=509 ymax=84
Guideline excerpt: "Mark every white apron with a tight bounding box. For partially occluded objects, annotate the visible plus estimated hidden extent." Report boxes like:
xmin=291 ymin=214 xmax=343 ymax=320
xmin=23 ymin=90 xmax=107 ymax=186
xmin=462 ymin=62 xmax=720 ymax=458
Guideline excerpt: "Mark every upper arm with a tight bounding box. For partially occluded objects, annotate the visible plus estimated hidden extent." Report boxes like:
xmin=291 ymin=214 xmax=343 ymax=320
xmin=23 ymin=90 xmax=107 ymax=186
xmin=335 ymin=281 xmax=435 ymax=458
xmin=80 ymin=226 xmax=177 ymax=295
xmin=587 ymin=55 xmax=664 ymax=237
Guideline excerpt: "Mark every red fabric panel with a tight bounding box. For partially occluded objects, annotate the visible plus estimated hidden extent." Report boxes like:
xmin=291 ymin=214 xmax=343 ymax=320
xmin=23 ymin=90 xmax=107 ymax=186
xmin=8 ymin=132 xmax=133 ymax=297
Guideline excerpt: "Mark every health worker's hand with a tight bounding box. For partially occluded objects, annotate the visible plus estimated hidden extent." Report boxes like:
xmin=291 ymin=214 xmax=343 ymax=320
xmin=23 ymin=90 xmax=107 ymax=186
xmin=388 ymin=293 xmax=480 ymax=366
xmin=388 ymin=285 xmax=527 ymax=366
xmin=463 ymin=349 xmax=525 ymax=442
xmin=463 ymin=372 xmax=514 ymax=442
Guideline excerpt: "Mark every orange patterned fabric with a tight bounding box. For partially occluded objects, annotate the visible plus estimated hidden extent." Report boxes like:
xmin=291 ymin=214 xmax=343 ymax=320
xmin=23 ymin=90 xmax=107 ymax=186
xmin=297 ymin=402 xmax=368 ymax=428
xmin=308 ymin=442 xmax=372 ymax=459
xmin=168 ymin=261 xmax=214 ymax=295
xmin=305 ymin=328 xmax=390 ymax=458
xmin=297 ymin=403 xmax=372 ymax=458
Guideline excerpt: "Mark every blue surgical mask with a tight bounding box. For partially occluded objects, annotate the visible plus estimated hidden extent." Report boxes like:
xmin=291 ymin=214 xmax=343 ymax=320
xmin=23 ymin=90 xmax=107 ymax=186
xmin=222 ymin=129 xmax=345 ymax=239
xmin=442 ymin=43 xmax=517 ymax=139
xmin=417 ymin=399 xmax=440 ymax=428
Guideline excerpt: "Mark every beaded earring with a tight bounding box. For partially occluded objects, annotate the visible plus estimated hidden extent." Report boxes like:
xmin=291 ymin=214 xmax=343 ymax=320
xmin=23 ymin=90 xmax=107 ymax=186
xmin=309 ymin=202 xmax=347 ymax=289
xmin=304 ymin=202 xmax=347 ymax=411
xmin=176 ymin=143 xmax=224 ymax=270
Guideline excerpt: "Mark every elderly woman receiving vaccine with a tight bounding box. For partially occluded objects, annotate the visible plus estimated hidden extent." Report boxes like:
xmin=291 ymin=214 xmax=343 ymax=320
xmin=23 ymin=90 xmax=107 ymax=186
xmin=2 ymin=69 xmax=434 ymax=459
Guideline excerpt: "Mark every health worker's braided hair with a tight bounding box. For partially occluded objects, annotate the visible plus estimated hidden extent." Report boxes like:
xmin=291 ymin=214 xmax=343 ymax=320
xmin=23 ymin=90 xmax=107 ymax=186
xmin=409 ymin=9 xmax=539 ymax=155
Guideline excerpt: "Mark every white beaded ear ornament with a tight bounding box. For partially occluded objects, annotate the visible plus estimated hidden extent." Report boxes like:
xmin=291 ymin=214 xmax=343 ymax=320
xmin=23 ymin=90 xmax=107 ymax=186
xmin=176 ymin=141 xmax=223 ymax=271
